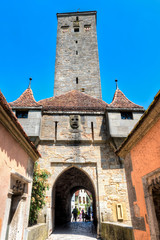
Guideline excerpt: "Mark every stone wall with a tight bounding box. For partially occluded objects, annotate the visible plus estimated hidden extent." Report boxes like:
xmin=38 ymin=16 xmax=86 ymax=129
xmin=24 ymin=223 xmax=48 ymax=240
xmin=54 ymin=12 xmax=102 ymax=99
xmin=101 ymin=222 xmax=134 ymax=240
xmin=37 ymin=112 xmax=132 ymax=233
xmin=41 ymin=114 xmax=107 ymax=141
xmin=13 ymin=109 xmax=41 ymax=140
xmin=107 ymin=111 xmax=143 ymax=138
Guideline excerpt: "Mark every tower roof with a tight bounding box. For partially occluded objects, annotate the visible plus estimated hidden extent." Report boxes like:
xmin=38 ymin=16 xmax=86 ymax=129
xmin=10 ymin=88 xmax=41 ymax=108
xmin=108 ymin=89 xmax=144 ymax=110
xmin=38 ymin=90 xmax=108 ymax=112
xmin=0 ymin=91 xmax=41 ymax=158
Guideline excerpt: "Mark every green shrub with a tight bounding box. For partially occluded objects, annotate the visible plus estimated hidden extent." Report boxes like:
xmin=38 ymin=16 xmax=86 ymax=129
xmin=29 ymin=162 xmax=50 ymax=226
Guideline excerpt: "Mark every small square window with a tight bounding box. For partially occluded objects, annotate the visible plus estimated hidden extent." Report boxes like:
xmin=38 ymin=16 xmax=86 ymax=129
xmin=81 ymin=88 xmax=85 ymax=92
xmin=16 ymin=111 xmax=28 ymax=118
xmin=121 ymin=112 xmax=133 ymax=120
xmin=74 ymin=28 xmax=79 ymax=32
xmin=84 ymin=24 xmax=91 ymax=31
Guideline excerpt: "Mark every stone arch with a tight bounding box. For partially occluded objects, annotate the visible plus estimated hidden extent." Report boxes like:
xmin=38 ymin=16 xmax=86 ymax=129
xmin=52 ymin=166 xmax=97 ymax=230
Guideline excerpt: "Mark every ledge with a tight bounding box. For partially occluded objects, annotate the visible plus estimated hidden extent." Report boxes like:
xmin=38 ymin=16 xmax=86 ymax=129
xmin=25 ymin=223 xmax=48 ymax=240
xmin=57 ymin=11 xmax=97 ymax=17
xmin=101 ymin=222 xmax=134 ymax=240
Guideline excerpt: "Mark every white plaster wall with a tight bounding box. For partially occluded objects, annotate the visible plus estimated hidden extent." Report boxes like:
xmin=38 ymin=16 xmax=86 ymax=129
xmin=107 ymin=112 xmax=143 ymax=137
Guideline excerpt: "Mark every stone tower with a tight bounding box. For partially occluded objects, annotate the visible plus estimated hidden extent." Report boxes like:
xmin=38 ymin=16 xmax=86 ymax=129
xmin=54 ymin=11 xmax=102 ymax=99
xmin=10 ymin=11 xmax=145 ymax=238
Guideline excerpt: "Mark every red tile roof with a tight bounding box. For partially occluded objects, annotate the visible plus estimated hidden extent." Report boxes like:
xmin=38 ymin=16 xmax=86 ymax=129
xmin=108 ymin=89 xmax=144 ymax=109
xmin=38 ymin=90 xmax=108 ymax=111
xmin=10 ymin=88 xmax=41 ymax=107
xmin=0 ymin=91 xmax=41 ymax=157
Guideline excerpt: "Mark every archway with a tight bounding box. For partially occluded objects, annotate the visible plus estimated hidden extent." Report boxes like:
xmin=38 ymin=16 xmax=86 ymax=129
xmin=52 ymin=167 xmax=97 ymax=230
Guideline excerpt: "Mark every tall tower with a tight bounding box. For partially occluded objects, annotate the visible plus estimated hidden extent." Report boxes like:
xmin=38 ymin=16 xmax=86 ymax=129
xmin=54 ymin=11 xmax=102 ymax=99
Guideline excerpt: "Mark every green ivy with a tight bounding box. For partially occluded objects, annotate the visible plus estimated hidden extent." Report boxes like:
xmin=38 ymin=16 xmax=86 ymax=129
xmin=29 ymin=162 xmax=50 ymax=226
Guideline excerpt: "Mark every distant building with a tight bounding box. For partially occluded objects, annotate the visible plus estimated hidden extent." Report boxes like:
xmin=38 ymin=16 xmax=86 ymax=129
xmin=117 ymin=90 xmax=160 ymax=240
xmin=73 ymin=190 xmax=92 ymax=212
xmin=0 ymin=91 xmax=40 ymax=240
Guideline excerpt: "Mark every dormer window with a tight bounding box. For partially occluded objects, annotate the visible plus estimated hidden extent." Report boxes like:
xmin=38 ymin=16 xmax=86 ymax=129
xmin=121 ymin=112 xmax=133 ymax=120
xmin=16 ymin=110 xmax=28 ymax=119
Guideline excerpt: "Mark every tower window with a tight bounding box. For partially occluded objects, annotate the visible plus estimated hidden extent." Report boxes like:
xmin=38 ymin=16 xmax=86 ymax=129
xmin=16 ymin=110 xmax=28 ymax=118
xmin=84 ymin=24 xmax=91 ymax=31
xmin=76 ymin=77 xmax=78 ymax=84
xmin=81 ymin=88 xmax=85 ymax=92
xmin=76 ymin=51 xmax=78 ymax=55
xmin=74 ymin=28 xmax=79 ymax=32
xmin=121 ymin=112 xmax=133 ymax=120
xmin=75 ymin=40 xmax=78 ymax=44
xmin=76 ymin=16 xmax=79 ymax=21
xmin=61 ymin=25 xmax=69 ymax=33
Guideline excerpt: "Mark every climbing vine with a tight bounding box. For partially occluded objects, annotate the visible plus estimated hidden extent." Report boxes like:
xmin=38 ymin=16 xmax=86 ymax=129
xmin=29 ymin=162 xmax=50 ymax=226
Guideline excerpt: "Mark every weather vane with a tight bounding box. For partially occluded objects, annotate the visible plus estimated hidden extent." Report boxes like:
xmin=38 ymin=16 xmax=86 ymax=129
xmin=28 ymin=77 xmax=32 ymax=89
xmin=115 ymin=79 xmax=118 ymax=89
xmin=77 ymin=8 xmax=80 ymax=12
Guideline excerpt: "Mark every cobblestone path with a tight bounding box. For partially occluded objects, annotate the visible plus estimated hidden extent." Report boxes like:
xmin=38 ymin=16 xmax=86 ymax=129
xmin=47 ymin=222 xmax=98 ymax=240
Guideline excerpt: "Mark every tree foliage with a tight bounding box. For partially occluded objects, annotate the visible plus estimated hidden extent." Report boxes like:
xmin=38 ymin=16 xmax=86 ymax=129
xmin=29 ymin=162 xmax=50 ymax=226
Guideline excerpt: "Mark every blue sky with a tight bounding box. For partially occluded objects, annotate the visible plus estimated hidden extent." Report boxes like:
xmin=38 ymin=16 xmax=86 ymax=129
xmin=0 ymin=0 xmax=160 ymax=109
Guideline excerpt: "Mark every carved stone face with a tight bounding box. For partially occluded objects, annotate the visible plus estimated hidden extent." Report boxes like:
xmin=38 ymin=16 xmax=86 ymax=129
xmin=70 ymin=115 xmax=79 ymax=129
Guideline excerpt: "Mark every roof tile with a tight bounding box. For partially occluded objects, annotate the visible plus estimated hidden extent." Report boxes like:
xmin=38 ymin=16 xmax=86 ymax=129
xmin=38 ymin=90 xmax=108 ymax=111
xmin=108 ymin=89 xmax=144 ymax=109
xmin=10 ymin=88 xmax=41 ymax=107
xmin=0 ymin=91 xmax=41 ymax=157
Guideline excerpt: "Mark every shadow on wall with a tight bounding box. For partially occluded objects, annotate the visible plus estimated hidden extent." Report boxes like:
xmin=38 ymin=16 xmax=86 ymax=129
xmin=101 ymin=222 xmax=134 ymax=240
xmin=0 ymin=124 xmax=29 ymax=170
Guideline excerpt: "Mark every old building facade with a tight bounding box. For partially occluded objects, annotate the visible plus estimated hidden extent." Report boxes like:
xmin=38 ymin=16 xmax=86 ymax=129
xmin=0 ymin=91 xmax=40 ymax=240
xmin=117 ymin=90 xmax=160 ymax=240
xmin=10 ymin=11 xmax=145 ymax=238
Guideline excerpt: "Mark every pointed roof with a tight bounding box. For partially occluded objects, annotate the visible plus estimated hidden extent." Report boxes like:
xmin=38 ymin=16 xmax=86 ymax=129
xmin=108 ymin=89 xmax=144 ymax=109
xmin=0 ymin=91 xmax=41 ymax=158
xmin=38 ymin=90 xmax=108 ymax=111
xmin=10 ymin=88 xmax=41 ymax=107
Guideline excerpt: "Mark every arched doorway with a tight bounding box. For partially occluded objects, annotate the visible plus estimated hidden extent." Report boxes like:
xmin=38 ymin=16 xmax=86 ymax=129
xmin=52 ymin=167 xmax=97 ymax=230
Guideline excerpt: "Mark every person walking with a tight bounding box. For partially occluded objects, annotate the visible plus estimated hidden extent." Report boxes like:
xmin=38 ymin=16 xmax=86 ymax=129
xmin=72 ymin=206 xmax=78 ymax=222
xmin=82 ymin=210 xmax=85 ymax=222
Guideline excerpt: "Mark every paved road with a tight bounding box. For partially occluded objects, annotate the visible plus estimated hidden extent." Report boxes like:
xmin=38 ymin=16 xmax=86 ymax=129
xmin=47 ymin=222 xmax=98 ymax=240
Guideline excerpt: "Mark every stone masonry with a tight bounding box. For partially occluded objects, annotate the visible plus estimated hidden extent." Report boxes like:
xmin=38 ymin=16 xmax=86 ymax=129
xmin=54 ymin=12 xmax=102 ymax=99
xmin=9 ymin=11 xmax=145 ymax=238
xmin=37 ymin=111 xmax=132 ymax=234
